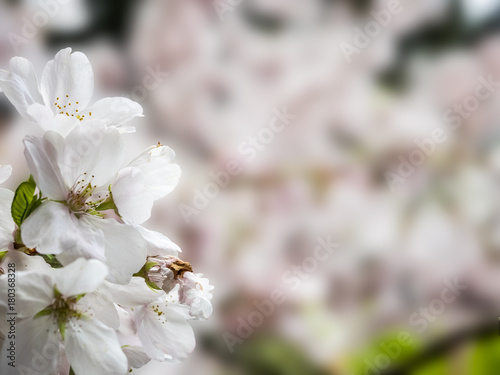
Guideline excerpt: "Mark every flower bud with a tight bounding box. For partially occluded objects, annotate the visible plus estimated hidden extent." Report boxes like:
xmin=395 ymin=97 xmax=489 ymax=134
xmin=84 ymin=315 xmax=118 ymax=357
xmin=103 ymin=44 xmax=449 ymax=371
xmin=146 ymin=255 xmax=192 ymax=293
xmin=145 ymin=256 xmax=213 ymax=319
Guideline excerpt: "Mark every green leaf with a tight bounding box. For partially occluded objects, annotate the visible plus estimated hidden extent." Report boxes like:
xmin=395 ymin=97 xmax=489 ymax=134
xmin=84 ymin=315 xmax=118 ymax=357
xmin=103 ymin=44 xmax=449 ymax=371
xmin=11 ymin=175 xmax=41 ymax=226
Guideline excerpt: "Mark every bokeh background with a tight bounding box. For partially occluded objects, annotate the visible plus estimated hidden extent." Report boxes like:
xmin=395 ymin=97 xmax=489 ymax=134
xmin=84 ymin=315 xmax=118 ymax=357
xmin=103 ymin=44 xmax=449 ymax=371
xmin=1 ymin=0 xmax=500 ymax=374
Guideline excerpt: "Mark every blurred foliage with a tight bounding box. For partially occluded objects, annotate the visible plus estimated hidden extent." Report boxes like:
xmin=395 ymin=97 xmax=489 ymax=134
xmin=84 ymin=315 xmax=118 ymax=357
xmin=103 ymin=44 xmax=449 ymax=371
xmin=464 ymin=334 xmax=500 ymax=375
xmin=348 ymin=330 xmax=422 ymax=375
xmin=346 ymin=326 xmax=500 ymax=375
xmin=202 ymin=334 xmax=329 ymax=375
xmin=235 ymin=337 xmax=328 ymax=375
xmin=411 ymin=358 xmax=448 ymax=375
xmin=409 ymin=334 xmax=500 ymax=375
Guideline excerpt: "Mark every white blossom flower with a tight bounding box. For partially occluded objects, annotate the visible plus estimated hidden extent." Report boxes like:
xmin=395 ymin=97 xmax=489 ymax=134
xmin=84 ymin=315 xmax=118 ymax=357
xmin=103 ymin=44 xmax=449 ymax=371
xmin=106 ymin=277 xmax=196 ymax=363
xmin=0 ymin=48 xmax=142 ymax=135
xmin=0 ymin=41 xmax=212 ymax=372
xmin=20 ymin=123 xmax=146 ymax=284
xmin=0 ymin=258 xmax=127 ymax=375
xmin=134 ymin=291 xmax=195 ymax=362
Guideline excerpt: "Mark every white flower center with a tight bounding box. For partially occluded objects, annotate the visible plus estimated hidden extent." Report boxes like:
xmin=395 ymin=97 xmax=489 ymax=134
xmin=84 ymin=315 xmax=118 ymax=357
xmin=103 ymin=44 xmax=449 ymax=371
xmin=54 ymin=95 xmax=92 ymax=121
xmin=67 ymin=173 xmax=109 ymax=215
xmin=34 ymin=288 xmax=87 ymax=339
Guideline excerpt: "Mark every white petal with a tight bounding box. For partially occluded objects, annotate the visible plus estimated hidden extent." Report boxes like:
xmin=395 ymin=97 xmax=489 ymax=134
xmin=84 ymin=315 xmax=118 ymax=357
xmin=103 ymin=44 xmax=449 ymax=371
xmin=129 ymin=145 xmax=181 ymax=200
xmin=0 ymin=56 xmax=43 ymax=118
xmin=52 ymin=258 xmax=107 ymax=296
xmin=0 ymin=251 xmax=51 ymax=273
xmin=86 ymin=97 xmax=143 ymax=128
xmin=40 ymin=48 xmax=94 ymax=110
xmin=137 ymin=299 xmax=195 ymax=362
xmin=123 ymin=347 xmax=151 ymax=369
xmin=103 ymin=278 xmax=163 ymax=307
xmin=116 ymin=306 xmax=140 ymax=345
xmin=26 ymin=103 xmax=57 ymax=130
xmin=58 ymin=121 xmax=125 ymax=187
xmin=0 ymin=165 xmax=12 ymax=185
xmin=112 ymin=167 xmax=154 ymax=225
xmin=135 ymin=225 xmax=181 ymax=256
xmin=26 ymin=104 xmax=79 ymax=136
xmin=1 ymin=316 xmax=60 ymax=375
xmin=86 ymin=217 xmax=146 ymax=285
xmin=21 ymin=202 xmax=105 ymax=259
xmin=0 ymin=271 xmax=53 ymax=319
xmin=76 ymin=291 xmax=119 ymax=330
xmin=179 ymin=272 xmax=214 ymax=320
xmin=0 ymin=189 xmax=14 ymax=249
xmin=23 ymin=134 xmax=68 ymax=201
xmin=65 ymin=318 xmax=127 ymax=375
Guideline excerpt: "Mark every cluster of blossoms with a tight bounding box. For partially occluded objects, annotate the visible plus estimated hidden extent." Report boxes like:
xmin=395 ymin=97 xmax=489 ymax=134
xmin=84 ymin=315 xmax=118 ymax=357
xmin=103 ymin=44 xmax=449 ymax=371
xmin=0 ymin=48 xmax=213 ymax=375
